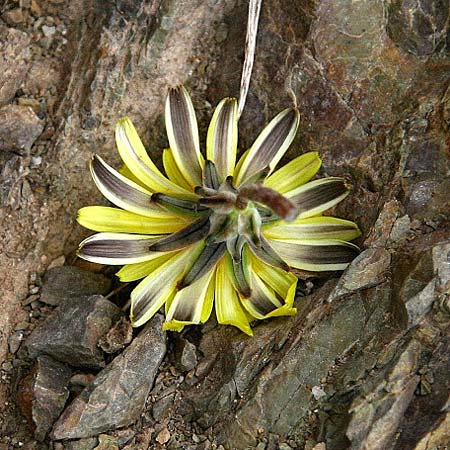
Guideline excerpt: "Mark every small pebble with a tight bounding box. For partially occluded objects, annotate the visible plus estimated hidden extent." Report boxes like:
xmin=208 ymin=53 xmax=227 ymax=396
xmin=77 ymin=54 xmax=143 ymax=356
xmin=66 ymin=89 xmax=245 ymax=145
xmin=22 ymin=294 xmax=40 ymax=306
xmin=42 ymin=25 xmax=56 ymax=37
xmin=30 ymin=156 xmax=42 ymax=167
xmin=14 ymin=322 xmax=30 ymax=331
xmin=8 ymin=331 xmax=24 ymax=354
xmin=156 ymin=427 xmax=170 ymax=445
xmin=312 ymin=385 xmax=326 ymax=400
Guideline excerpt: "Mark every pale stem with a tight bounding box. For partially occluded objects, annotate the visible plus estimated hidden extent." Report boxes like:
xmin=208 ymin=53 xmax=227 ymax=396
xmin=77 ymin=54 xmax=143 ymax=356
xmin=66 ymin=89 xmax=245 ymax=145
xmin=238 ymin=0 xmax=263 ymax=119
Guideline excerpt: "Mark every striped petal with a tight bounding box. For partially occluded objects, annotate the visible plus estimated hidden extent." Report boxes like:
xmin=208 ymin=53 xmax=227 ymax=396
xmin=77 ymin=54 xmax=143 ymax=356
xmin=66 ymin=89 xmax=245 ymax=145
xmin=165 ymin=86 xmax=204 ymax=187
xmin=91 ymin=155 xmax=164 ymax=218
xmin=268 ymin=238 xmax=360 ymax=271
xmin=242 ymin=255 xmax=297 ymax=319
xmin=234 ymin=108 xmax=299 ymax=186
xmin=264 ymin=152 xmax=321 ymax=194
xmin=130 ymin=243 xmax=203 ymax=327
xmin=164 ymin=270 xmax=215 ymax=332
xmin=116 ymin=117 xmax=191 ymax=196
xmin=178 ymin=241 xmax=226 ymax=289
xmin=77 ymin=206 xmax=189 ymax=234
xmin=116 ymin=253 xmax=176 ymax=281
xmin=215 ymin=256 xmax=253 ymax=336
xmin=263 ymin=216 xmax=361 ymax=241
xmin=206 ymin=97 xmax=238 ymax=182
xmin=162 ymin=148 xmax=192 ymax=191
xmin=77 ymin=233 xmax=161 ymax=265
xmin=286 ymin=177 xmax=351 ymax=219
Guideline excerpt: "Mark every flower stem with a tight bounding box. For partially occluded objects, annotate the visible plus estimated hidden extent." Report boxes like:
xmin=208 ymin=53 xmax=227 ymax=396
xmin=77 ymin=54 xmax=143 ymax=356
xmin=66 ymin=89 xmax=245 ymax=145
xmin=238 ymin=0 xmax=263 ymax=119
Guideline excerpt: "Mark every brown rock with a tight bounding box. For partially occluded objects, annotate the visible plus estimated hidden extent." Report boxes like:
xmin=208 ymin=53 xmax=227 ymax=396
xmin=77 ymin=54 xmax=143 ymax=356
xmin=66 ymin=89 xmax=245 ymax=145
xmin=17 ymin=355 xmax=72 ymax=441
xmin=39 ymin=266 xmax=111 ymax=306
xmin=0 ymin=105 xmax=43 ymax=154
xmin=25 ymin=295 xmax=122 ymax=369
xmin=0 ymin=26 xmax=31 ymax=106
xmin=2 ymin=8 xmax=26 ymax=25
xmin=51 ymin=315 xmax=166 ymax=439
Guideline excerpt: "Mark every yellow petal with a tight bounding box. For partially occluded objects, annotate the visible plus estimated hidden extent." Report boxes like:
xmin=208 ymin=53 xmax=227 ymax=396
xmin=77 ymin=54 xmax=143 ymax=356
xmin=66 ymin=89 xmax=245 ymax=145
xmin=239 ymin=253 xmax=298 ymax=319
xmin=215 ymin=256 xmax=253 ymax=336
xmin=264 ymin=152 xmax=321 ymax=194
xmin=206 ymin=97 xmax=238 ymax=182
xmin=77 ymin=206 xmax=189 ymax=234
xmin=116 ymin=117 xmax=192 ymax=197
xmin=130 ymin=243 xmax=203 ymax=327
xmin=116 ymin=253 xmax=176 ymax=281
xmin=163 ymin=148 xmax=192 ymax=191
xmin=164 ymin=269 xmax=216 ymax=331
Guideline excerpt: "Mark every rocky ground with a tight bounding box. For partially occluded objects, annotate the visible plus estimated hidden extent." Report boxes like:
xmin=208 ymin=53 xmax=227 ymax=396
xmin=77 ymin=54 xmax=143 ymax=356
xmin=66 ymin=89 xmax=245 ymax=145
xmin=1 ymin=0 xmax=450 ymax=449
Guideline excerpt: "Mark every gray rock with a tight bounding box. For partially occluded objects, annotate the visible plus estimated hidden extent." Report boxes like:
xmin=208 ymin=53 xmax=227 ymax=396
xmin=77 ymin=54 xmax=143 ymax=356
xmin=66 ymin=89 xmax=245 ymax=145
xmin=346 ymin=340 xmax=421 ymax=450
xmin=25 ymin=295 xmax=122 ymax=369
xmin=63 ymin=438 xmax=98 ymax=450
xmin=175 ymin=338 xmax=198 ymax=372
xmin=17 ymin=355 xmax=71 ymax=441
xmin=8 ymin=330 xmax=24 ymax=354
xmin=328 ymin=248 xmax=391 ymax=302
xmin=40 ymin=266 xmax=111 ymax=306
xmin=405 ymin=278 xmax=437 ymax=327
xmin=0 ymin=26 xmax=31 ymax=106
xmin=152 ymin=392 xmax=175 ymax=421
xmin=51 ymin=314 xmax=166 ymax=439
xmin=0 ymin=105 xmax=43 ymax=154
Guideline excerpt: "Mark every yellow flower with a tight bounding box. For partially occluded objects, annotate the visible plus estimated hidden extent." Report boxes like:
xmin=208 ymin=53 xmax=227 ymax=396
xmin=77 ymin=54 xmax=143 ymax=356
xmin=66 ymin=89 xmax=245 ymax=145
xmin=77 ymin=86 xmax=360 ymax=335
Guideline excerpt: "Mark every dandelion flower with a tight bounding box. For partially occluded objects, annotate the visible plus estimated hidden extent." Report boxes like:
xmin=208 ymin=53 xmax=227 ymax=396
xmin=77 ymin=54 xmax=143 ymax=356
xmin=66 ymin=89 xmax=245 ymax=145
xmin=77 ymin=86 xmax=360 ymax=335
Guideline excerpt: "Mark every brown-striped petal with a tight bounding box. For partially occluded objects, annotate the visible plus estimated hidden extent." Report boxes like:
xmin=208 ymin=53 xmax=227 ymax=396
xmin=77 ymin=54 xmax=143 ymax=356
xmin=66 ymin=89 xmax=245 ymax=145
xmin=234 ymin=108 xmax=299 ymax=185
xmin=206 ymin=97 xmax=238 ymax=182
xmin=202 ymin=160 xmax=221 ymax=190
xmin=77 ymin=233 xmax=160 ymax=265
xmin=287 ymin=177 xmax=351 ymax=219
xmin=247 ymin=235 xmax=290 ymax=271
xmin=178 ymin=241 xmax=226 ymax=289
xmin=90 ymin=155 xmax=162 ymax=217
xmin=165 ymin=86 xmax=204 ymax=187
xmin=130 ymin=244 xmax=203 ymax=327
xmin=227 ymin=238 xmax=251 ymax=298
xmin=268 ymin=238 xmax=360 ymax=271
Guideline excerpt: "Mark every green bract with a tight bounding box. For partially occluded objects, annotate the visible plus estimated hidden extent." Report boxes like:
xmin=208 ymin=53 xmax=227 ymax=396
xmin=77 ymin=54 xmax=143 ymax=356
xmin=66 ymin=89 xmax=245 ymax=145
xmin=77 ymin=86 xmax=361 ymax=335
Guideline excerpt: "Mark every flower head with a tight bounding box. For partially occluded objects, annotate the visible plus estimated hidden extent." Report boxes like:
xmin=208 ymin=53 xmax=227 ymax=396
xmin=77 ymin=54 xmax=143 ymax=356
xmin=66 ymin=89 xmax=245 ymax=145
xmin=77 ymin=86 xmax=360 ymax=335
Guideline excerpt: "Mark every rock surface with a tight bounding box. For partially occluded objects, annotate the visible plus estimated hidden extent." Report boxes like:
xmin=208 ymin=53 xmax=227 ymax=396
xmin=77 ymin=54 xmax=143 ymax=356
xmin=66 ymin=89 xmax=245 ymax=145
xmin=0 ymin=26 xmax=31 ymax=107
xmin=26 ymin=295 xmax=121 ymax=369
xmin=17 ymin=355 xmax=72 ymax=441
xmin=51 ymin=314 xmax=167 ymax=439
xmin=0 ymin=105 xmax=44 ymax=154
xmin=39 ymin=266 xmax=111 ymax=306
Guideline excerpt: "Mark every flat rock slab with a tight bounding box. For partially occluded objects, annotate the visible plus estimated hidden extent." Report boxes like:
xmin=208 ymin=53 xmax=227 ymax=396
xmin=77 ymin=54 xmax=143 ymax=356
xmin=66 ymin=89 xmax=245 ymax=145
xmin=26 ymin=295 xmax=122 ymax=369
xmin=51 ymin=314 xmax=166 ymax=440
xmin=17 ymin=355 xmax=72 ymax=441
xmin=40 ymin=266 xmax=111 ymax=306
